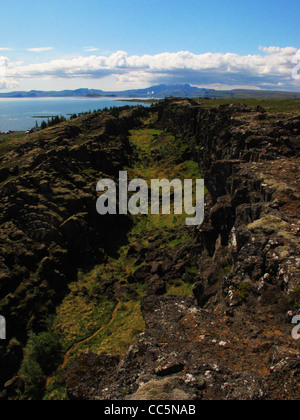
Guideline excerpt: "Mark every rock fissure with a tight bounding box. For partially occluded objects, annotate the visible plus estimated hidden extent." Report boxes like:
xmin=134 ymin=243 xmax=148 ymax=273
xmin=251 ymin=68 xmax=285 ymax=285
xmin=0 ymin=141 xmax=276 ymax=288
xmin=0 ymin=99 xmax=299 ymax=400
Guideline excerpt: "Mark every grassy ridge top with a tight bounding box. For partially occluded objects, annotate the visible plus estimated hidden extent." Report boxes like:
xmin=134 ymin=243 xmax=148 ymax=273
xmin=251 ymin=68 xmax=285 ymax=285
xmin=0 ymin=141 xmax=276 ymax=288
xmin=193 ymin=97 xmax=300 ymax=113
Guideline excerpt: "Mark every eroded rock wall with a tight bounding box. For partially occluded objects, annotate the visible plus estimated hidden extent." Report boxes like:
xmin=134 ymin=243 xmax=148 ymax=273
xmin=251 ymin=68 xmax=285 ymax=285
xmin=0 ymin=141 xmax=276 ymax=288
xmin=0 ymin=107 xmax=146 ymax=392
xmin=66 ymin=99 xmax=300 ymax=400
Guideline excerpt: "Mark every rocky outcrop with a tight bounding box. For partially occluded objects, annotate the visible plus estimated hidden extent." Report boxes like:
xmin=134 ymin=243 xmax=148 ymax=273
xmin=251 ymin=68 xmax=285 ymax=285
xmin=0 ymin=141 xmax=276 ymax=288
xmin=1 ymin=99 xmax=299 ymax=400
xmin=66 ymin=99 xmax=299 ymax=400
xmin=155 ymin=99 xmax=300 ymax=312
xmin=0 ymin=106 xmax=147 ymax=393
xmin=66 ymin=295 xmax=299 ymax=400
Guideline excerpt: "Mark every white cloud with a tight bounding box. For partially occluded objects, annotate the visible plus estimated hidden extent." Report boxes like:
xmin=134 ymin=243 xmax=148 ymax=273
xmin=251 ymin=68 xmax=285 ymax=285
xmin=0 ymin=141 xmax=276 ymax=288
xmin=259 ymin=46 xmax=297 ymax=55
xmin=0 ymin=79 xmax=20 ymax=89
xmin=2 ymin=46 xmax=300 ymax=91
xmin=27 ymin=47 xmax=54 ymax=53
xmin=0 ymin=56 xmax=20 ymax=89
xmin=84 ymin=46 xmax=99 ymax=52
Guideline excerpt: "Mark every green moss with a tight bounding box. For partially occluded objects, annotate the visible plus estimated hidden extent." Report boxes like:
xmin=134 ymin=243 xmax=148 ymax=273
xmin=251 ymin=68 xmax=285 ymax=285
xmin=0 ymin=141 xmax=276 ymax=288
xmin=168 ymin=234 xmax=191 ymax=248
xmin=81 ymin=167 xmax=97 ymax=177
xmin=216 ymin=266 xmax=232 ymax=282
xmin=248 ymin=216 xmax=289 ymax=233
xmin=286 ymin=287 xmax=300 ymax=310
xmin=0 ymin=132 xmax=27 ymax=157
xmin=237 ymin=282 xmax=253 ymax=300
xmin=73 ymin=300 xmax=145 ymax=358
xmin=55 ymin=290 xmax=116 ymax=353
xmin=43 ymin=371 xmax=69 ymax=401
xmin=132 ymin=377 xmax=189 ymax=400
xmin=166 ymin=279 xmax=194 ymax=297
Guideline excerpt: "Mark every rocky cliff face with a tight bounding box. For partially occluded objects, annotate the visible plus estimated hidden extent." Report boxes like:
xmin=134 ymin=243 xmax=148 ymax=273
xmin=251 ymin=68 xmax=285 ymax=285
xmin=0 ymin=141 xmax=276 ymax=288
xmin=0 ymin=99 xmax=299 ymax=400
xmin=0 ymin=107 xmax=146 ymax=394
xmin=66 ymin=99 xmax=300 ymax=400
xmin=156 ymin=99 xmax=300 ymax=305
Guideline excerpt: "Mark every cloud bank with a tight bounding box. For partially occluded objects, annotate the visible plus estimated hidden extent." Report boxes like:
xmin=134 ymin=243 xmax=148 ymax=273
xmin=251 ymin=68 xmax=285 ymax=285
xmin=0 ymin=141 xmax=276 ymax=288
xmin=1 ymin=46 xmax=300 ymax=91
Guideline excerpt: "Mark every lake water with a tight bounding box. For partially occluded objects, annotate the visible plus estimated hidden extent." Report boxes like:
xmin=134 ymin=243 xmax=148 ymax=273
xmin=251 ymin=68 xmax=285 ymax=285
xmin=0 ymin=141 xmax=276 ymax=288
xmin=0 ymin=97 xmax=149 ymax=132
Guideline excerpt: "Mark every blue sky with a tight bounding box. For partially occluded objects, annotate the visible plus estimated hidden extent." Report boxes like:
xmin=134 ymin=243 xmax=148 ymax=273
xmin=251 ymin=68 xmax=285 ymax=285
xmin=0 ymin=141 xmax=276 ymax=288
xmin=0 ymin=0 xmax=299 ymax=91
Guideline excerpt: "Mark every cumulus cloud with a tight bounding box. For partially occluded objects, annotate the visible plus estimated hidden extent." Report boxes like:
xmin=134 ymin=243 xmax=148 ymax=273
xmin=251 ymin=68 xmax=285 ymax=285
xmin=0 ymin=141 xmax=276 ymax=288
xmin=259 ymin=46 xmax=298 ymax=55
xmin=0 ymin=56 xmax=20 ymax=89
xmin=2 ymin=46 xmax=300 ymax=91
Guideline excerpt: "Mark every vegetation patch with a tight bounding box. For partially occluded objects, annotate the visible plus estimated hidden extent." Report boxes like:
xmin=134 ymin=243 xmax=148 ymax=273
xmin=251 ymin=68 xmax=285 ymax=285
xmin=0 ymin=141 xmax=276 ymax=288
xmin=285 ymin=287 xmax=300 ymax=310
xmin=166 ymin=279 xmax=194 ymax=297
xmin=237 ymin=282 xmax=253 ymax=300
xmin=20 ymin=326 xmax=63 ymax=400
xmin=194 ymin=98 xmax=300 ymax=114
xmin=83 ymin=300 xmax=145 ymax=356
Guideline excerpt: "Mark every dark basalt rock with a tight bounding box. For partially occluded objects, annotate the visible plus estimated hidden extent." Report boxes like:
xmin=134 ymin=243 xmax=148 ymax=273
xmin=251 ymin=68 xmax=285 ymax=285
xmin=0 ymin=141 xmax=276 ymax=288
xmin=66 ymin=353 xmax=120 ymax=401
xmin=147 ymin=275 xmax=166 ymax=296
xmin=65 ymin=99 xmax=299 ymax=401
xmin=66 ymin=296 xmax=271 ymax=400
xmin=0 ymin=108 xmax=141 ymax=391
xmin=1 ymin=98 xmax=300 ymax=400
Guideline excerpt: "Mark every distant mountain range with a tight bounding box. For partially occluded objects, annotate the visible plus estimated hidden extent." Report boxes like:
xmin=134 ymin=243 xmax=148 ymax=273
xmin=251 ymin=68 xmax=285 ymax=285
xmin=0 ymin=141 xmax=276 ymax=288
xmin=0 ymin=84 xmax=300 ymax=99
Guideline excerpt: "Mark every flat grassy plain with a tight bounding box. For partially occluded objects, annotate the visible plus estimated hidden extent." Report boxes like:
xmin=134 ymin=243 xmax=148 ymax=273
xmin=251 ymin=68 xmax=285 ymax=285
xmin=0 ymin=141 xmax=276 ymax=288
xmin=194 ymin=97 xmax=300 ymax=114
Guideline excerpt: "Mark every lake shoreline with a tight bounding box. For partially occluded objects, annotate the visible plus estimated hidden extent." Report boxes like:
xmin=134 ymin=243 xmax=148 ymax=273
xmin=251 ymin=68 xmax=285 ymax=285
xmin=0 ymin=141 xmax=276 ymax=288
xmin=0 ymin=97 xmax=151 ymax=132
